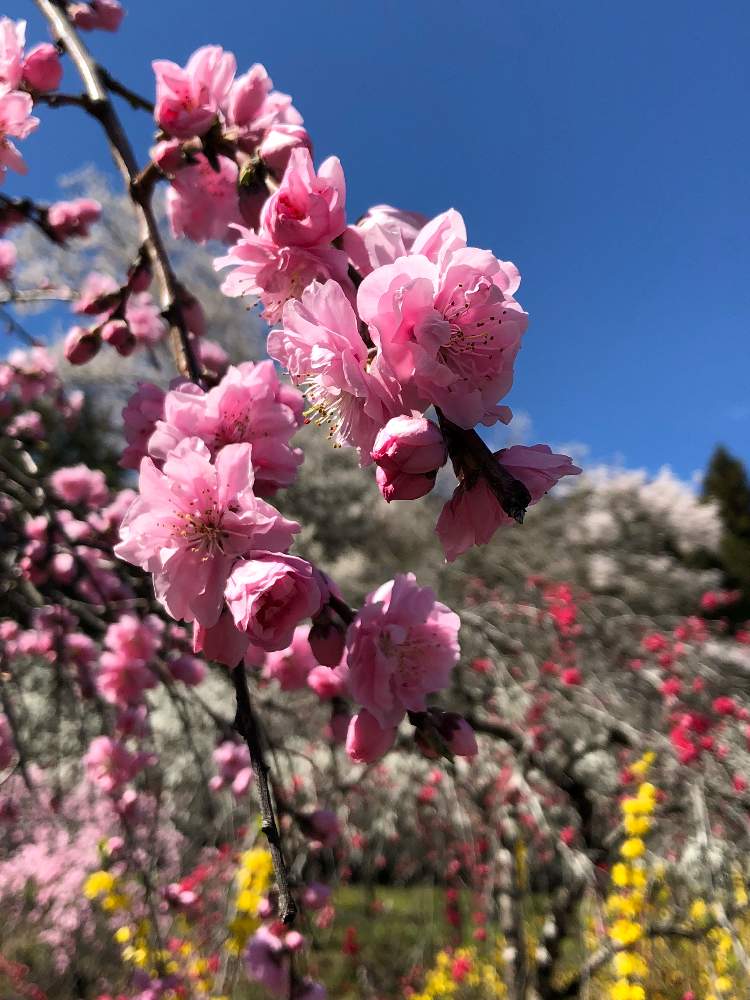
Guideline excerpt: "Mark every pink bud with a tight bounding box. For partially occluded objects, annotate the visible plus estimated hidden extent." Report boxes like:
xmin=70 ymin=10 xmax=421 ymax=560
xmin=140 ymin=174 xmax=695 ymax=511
xmin=346 ymin=709 xmax=397 ymax=763
xmin=371 ymin=415 xmax=446 ymax=502
xmin=22 ymin=44 xmax=63 ymax=93
xmin=0 ymin=239 xmax=16 ymax=281
xmin=64 ymin=326 xmax=100 ymax=365
xmin=308 ymin=613 xmax=346 ymax=666
xmin=101 ymin=318 xmax=135 ymax=355
xmin=69 ymin=0 xmax=124 ymax=32
xmin=442 ymin=715 xmax=478 ymax=758
xmin=259 ymin=124 xmax=313 ymax=176
xmin=150 ymin=139 xmax=184 ymax=176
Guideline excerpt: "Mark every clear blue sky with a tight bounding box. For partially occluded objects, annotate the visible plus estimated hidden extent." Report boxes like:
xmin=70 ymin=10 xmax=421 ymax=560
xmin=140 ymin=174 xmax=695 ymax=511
xmin=4 ymin=0 xmax=749 ymax=478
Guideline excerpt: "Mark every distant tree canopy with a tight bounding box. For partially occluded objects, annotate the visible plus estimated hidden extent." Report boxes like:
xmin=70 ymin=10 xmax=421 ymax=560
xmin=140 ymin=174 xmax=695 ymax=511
xmin=703 ymin=445 xmax=750 ymax=617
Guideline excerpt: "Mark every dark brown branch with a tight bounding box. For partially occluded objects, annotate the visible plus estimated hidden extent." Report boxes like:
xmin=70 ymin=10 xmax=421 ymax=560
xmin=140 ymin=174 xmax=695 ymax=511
xmin=98 ymin=66 xmax=155 ymax=112
xmin=437 ymin=408 xmax=531 ymax=522
xmin=232 ymin=666 xmax=297 ymax=925
xmin=33 ymin=0 xmax=202 ymax=384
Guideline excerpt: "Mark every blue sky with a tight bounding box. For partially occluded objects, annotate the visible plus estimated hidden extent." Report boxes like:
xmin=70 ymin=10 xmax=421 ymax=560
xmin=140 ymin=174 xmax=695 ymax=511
xmin=4 ymin=0 xmax=749 ymax=478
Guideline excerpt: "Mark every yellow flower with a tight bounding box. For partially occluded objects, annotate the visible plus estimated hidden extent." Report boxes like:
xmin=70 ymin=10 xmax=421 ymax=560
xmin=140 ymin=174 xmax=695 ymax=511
xmin=608 ymin=919 xmax=643 ymax=947
xmin=620 ymin=838 xmax=646 ymax=860
xmin=690 ymin=899 xmax=708 ymax=922
xmin=624 ymin=815 xmax=651 ymax=836
xmin=102 ymin=892 xmax=129 ymax=912
xmin=715 ymin=976 xmax=733 ymax=993
xmin=612 ymin=863 xmax=630 ymax=887
xmin=114 ymin=926 xmax=132 ymax=944
xmin=83 ymin=870 xmax=115 ymax=899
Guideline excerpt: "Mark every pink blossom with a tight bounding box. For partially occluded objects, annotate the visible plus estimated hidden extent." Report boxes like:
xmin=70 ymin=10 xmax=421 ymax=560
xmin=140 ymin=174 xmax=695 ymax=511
xmin=0 ymin=88 xmax=39 ymax=180
xmin=358 ymin=213 xmax=528 ymax=427
xmin=244 ymin=926 xmax=289 ymax=997
xmin=121 ymin=382 xmax=165 ymax=470
xmin=153 ymin=45 xmax=235 ymax=139
xmin=342 ymin=204 xmax=427 ymax=278
xmin=346 ymin=573 xmax=461 ymax=728
xmin=84 ymin=736 xmax=147 ymax=794
xmin=68 ymin=1 xmax=124 ymax=32
xmin=225 ymin=552 xmax=325 ymax=652
xmin=268 ymin=279 xmax=397 ymax=460
xmin=371 ymin=414 xmax=446 ymax=502
xmin=345 ymin=709 xmax=397 ymax=763
xmin=0 ymin=711 xmax=15 ymax=769
xmin=167 ymin=655 xmax=206 ymax=686
xmin=306 ymin=808 xmax=340 ymax=848
xmin=215 ymin=227 xmax=351 ymax=323
xmin=166 ymin=154 xmax=241 ymax=244
xmin=212 ymin=741 xmax=252 ymax=796
xmin=148 ymin=361 xmax=303 ymax=496
xmin=259 ymin=123 xmax=312 ymax=176
xmin=442 ymin=714 xmax=478 ymax=758
xmin=263 ymin=625 xmax=318 ymax=690
xmin=307 ymin=662 xmax=347 ymax=700
xmin=50 ymin=464 xmax=109 ymax=507
xmin=0 ymin=237 xmax=16 ymax=280
xmin=125 ymin=292 xmax=167 ymax=345
xmin=101 ymin=318 xmax=135 ymax=355
xmin=437 ymin=445 xmax=581 ymax=562
xmin=0 ymin=17 xmax=25 ymax=90
xmin=260 ymin=148 xmax=346 ymax=249
xmin=97 ymin=615 xmax=162 ymax=706
xmin=224 ymin=62 xmax=303 ymax=154
xmin=46 ymin=198 xmax=101 ymax=240
xmin=193 ymin=609 xmax=252 ymax=668
xmin=115 ymin=438 xmax=299 ymax=627
xmin=22 ymin=43 xmax=62 ymax=93
xmin=73 ymin=271 xmax=118 ymax=317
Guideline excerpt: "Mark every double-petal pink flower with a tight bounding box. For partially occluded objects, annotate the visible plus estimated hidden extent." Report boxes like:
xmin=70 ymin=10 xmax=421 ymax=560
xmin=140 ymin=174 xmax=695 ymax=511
xmin=115 ymin=437 xmax=298 ymax=627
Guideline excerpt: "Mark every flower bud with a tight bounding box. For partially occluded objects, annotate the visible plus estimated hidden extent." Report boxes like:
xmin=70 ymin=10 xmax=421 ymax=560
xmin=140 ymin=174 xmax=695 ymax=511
xmin=346 ymin=709 xmax=397 ymax=763
xmin=371 ymin=415 xmax=447 ymax=502
xmin=64 ymin=326 xmax=100 ymax=365
xmin=259 ymin=123 xmax=313 ymax=177
xmin=101 ymin=318 xmax=136 ymax=356
xmin=308 ymin=608 xmax=346 ymax=666
xmin=22 ymin=44 xmax=63 ymax=93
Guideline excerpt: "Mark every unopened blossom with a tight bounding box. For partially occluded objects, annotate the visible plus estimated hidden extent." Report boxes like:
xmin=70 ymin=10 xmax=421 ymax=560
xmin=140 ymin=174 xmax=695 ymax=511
xmin=346 ymin=709 xmax=397 ymax=763
xmin=22 ymin=43 xmax=63 ymax=92
xmin=225 ymin=552 xmax=325 ymax=652
xmin=115 ymin=438 xmax=299 ymax=627
xmin=0 ymin=712 xmax=15 ymax=769
xmin=46 ymin=198 xmax=101 ymax=240
xmin=0 ymin=88 xmax=39 ymax=180
xmin=371 ymin=414 xmax=447 ymax=502
xmin=358 ymin=209 xmax=528 ymax=428
xmin=437 ymin=444 xmax=581 ymax=562
xmin=263 ymin=625 xmax=318 ymax=690
xmin=260 ymin=148 xmax=346 ymax=249
xmin=50 ymin=464 xmax=109 ymax=507
xmin=166 ymin=154 xmax=242 ymax=244
xmin=153 ymin=45 xmax=235 ymax=139
xmin=216 ymin=227 xmax=351 ymax=323
xmin=101 ymin=318 xmax=134 ymax=355
xmin=73 ymin=271 xmax=118 ymax=317
xmin=258 ymin=122 xmax=312 ymax=175
xmin=0 ymin=238 xmax=16 ymax=280
xmin=342 ymin=204 xmax=427 ymax=277
xmin=268 ymin=279 xmax=398 ymax=459
xmin=68 ymin=0 xmax=124 ymax=32
xmin=346 ymin=573 xmax=461 ymax=728
xmin=148 ymin=360 xmax=303 ymax=496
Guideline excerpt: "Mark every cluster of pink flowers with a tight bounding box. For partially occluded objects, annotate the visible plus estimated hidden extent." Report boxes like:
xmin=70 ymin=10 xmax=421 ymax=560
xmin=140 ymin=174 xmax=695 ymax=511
xmin=151 ymin=45 xmax=310 ymax=243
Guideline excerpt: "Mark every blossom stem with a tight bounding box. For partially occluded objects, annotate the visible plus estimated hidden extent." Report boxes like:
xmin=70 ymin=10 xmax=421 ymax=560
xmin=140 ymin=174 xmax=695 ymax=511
xmin=231 ymin=666 xmax=297 ymax=925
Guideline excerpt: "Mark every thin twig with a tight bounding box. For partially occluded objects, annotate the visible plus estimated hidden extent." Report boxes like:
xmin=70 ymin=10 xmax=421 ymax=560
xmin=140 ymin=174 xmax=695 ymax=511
xmin=231 ymin=666 xmax=297 ymax=925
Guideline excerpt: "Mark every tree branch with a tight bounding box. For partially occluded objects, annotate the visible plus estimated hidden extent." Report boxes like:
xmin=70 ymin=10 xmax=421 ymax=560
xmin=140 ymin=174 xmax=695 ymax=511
xmin=232 ymin=666 xmax=297 ymax=925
